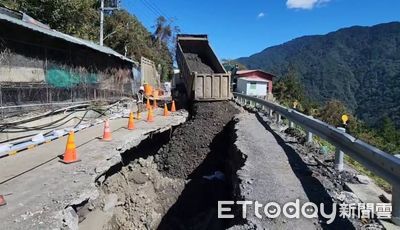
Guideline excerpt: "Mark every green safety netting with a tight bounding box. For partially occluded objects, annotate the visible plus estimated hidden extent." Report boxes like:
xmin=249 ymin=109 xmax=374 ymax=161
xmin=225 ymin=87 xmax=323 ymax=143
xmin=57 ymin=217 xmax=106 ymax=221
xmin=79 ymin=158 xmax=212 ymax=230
xmin=45 ymin=68 xmax=98 ymax=88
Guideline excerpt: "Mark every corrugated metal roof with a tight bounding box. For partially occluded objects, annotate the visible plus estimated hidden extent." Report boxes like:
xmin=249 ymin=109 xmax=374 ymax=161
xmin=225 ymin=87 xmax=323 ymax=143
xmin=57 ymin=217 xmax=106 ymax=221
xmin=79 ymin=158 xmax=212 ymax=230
xmin=236 ymin=69 xmax=276 ymax=77
xmin=0 ymin=11 xmax=134 ymax=64
xmin=238 ymin=76 xmax=269 ymax=82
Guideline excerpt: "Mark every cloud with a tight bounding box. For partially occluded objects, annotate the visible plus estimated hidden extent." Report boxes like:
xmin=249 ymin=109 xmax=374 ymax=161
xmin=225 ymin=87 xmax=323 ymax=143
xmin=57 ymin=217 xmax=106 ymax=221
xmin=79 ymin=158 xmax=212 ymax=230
xmin=257 ymin=12 xmax=265 ymax=18
xmin=286 ymin=0 xmax=330 ymax=10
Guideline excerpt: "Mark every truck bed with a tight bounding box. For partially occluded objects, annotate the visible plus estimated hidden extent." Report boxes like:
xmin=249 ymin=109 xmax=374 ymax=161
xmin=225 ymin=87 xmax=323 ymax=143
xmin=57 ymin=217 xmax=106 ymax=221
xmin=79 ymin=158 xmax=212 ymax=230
xmin=176 ymin=34 xmax=231 ymax=101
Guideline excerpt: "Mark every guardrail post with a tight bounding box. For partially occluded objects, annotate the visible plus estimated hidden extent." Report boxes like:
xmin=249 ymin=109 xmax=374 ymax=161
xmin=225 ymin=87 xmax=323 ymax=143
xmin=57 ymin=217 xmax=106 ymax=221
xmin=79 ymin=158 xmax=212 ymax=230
xmin=393 ymin=183 xmax=400 ymax=225
xmin=289 ymin=121 xmax=295 ymax=128
xmin=335 ymin=127 xmax=346 ymax=172
xmin=306 ymin=131 xmax=313 ymax=143
xmin=277 ymin=114 xmax=281 ymax=123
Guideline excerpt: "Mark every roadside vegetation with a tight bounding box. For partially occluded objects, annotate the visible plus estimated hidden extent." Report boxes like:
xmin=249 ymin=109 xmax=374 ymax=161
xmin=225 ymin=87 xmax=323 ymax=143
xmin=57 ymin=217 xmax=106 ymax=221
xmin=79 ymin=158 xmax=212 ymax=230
xmin=274 ymin=70 xmax=399 ymax=191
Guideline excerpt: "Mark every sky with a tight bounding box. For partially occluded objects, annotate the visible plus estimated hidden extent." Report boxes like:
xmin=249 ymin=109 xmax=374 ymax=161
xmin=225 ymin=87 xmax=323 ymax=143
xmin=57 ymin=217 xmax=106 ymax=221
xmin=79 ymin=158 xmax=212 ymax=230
xmin=122 ymin=0 xmax=400 ymax=59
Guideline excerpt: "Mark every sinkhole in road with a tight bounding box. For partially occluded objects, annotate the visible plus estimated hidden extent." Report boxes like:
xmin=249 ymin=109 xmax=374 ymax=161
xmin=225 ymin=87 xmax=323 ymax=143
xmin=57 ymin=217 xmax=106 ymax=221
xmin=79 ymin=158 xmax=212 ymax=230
xmin=79 ymin=101 xmax=246 ymax=229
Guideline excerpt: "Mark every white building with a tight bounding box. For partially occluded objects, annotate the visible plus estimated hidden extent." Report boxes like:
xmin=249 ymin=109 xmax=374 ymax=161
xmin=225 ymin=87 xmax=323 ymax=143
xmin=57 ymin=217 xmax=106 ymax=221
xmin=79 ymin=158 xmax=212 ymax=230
xmin=236 ymin=77 xmax=269 ymax=96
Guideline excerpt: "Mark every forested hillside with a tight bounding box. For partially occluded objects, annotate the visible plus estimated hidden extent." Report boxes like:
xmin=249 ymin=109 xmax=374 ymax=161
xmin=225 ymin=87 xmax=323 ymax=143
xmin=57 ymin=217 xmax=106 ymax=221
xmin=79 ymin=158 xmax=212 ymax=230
xmin=1 ymin=0 xmax=175 ymax=79
xmin=237 ymin=22 xmax=400 ymax=129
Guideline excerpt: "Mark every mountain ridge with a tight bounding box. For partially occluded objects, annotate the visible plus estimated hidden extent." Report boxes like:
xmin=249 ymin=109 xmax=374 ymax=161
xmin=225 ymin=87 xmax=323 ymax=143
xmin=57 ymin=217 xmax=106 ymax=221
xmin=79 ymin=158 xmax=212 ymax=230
xmin=236 ymin=21 xmax=400 ymax=128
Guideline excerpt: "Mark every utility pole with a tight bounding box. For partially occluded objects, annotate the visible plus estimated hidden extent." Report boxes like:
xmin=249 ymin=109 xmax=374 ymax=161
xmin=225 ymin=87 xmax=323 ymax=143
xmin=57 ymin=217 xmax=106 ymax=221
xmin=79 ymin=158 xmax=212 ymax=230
xmin=100 ymin=0 xmax=104 ymax=46
xmin=100 ymin=0 xmax=120 ymax=46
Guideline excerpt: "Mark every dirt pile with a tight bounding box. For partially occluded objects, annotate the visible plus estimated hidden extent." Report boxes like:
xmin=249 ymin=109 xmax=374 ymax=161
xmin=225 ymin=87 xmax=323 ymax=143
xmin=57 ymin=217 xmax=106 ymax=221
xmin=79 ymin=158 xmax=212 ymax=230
xmin=155 ymin=101 xmax=240 ymax=179
xmin=184 ymin=53 xmax=215 ymax=74
xmin=99 ymin=157 xmax=185 ymax=230
xmin=156 ymin=102 xmax=243 ymax=229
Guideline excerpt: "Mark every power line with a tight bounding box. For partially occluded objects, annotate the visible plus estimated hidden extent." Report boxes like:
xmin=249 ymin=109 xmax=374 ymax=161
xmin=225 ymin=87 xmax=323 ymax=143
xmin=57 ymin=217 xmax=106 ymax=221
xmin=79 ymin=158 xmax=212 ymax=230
xmin=139 ymin=0 xmax=170 ymax=21
xmin=138 ymin=0 xmax=159 ymax=17
xmin=127 ymin=0 xmax=153 ymax=23
xmin=143 ymin=0 xmax=169 ymax=20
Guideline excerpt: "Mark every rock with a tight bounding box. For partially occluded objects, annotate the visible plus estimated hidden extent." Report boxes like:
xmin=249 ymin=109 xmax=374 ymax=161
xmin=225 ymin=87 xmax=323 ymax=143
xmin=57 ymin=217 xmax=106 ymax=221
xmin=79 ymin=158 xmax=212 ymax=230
xmin=356 ymin=175 xmax=370 ymax=184
xmin=319 ymin=146 xmax=329 ymax=155
xmin=148 ymin=156 xmax=154 ymax=162
xmin=97 ymin=175 xmax=106 ymax=184
xmin=131 ymin=171 xmax=147 ymax=184
xmin=88 ymin=202 xmax=95 ymax=211
xmin=103 ymin=193 xmax=118 ymax=212
xmin=337 ymin=191 xmax=360 ymax=204
xmin=62 ymin=207 xmax=79 ymax=230
xmin=361 ymin=223 xmax=384 ymax=230
xmin=138 ymin=158 xmax=147 ymax=167
xmin=70 ymin=189 xmax=99 ymax=207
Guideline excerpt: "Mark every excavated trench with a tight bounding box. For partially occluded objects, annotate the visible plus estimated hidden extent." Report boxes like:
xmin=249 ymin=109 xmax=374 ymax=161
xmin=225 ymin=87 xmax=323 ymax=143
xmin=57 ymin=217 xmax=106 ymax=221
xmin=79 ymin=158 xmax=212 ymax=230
xmin=79 ymin=101 xmax=245 ymax=230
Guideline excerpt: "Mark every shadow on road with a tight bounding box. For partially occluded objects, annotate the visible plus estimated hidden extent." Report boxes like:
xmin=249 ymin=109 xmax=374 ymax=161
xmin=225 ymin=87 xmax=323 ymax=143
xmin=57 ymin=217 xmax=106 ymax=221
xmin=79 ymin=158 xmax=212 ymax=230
xmin=255 ymin=112 xmax=355 ymax=230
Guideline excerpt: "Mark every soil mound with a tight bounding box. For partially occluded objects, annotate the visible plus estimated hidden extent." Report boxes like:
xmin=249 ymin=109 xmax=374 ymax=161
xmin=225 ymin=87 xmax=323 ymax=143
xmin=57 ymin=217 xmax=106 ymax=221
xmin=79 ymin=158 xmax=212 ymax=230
xmin=155 ymin=101 xmax=239 ymax=178
xmin=184 ymin=53 xmax=215 ymax=74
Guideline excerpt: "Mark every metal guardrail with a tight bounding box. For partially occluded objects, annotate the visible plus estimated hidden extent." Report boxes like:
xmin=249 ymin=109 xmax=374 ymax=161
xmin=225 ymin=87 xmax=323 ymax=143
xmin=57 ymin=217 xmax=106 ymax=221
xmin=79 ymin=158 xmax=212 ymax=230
xmin=233 ymin=92 xmax=400 ymax=225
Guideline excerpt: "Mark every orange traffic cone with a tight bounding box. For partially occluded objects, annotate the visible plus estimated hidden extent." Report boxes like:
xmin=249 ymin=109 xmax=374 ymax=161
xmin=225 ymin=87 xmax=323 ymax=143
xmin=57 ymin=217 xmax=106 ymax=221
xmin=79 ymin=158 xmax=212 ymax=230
xmin=153 ymin=98 xmax=158 ymax=109
xmin=137 ymin=111 xmax=141 ymax=120
xmin=171 ymin=100 xmax=176 ymax=112
xmin=102 ymin=119 xmax=112 ymax=141
xmin=0 ymin=195 xmax=6 ymax=206
xmin=128 ymin=112 xmax=135 ymax=130
xmin=146 ymin=98 xmax=151 ymax=110
xmin=147 ymin=106 xmax=154 ymax=122
xmin=163 ymin=103 xmax=169 ymax=116
xmin=60 ymin=131 xmax=81 ymax=164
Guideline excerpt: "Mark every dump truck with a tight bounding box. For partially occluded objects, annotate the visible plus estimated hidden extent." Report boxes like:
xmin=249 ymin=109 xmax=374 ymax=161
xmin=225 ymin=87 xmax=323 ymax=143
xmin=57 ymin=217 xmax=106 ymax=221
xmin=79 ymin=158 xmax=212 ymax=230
xmin=176 ymin=34 xmax=231 ymax=101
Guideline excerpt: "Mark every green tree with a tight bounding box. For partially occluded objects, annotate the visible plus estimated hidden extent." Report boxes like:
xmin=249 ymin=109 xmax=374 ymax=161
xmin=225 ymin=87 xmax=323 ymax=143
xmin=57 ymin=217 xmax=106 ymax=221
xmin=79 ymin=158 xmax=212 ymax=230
xmin=381 ymin=117 xmax=398 ymax=143
xmin=4 ymin=0 xmax=99 ymax=40
xmin=274 ymin=69 xmax=305 ymax=106
xmin=153 ymin=16 xmax=171 ymax=49
xmin=317 ymin=100 xmax=349 ymax=127
xmin=152 ymin=16 xmax=179 ymax=81
xmin=379 ymin=117 xmax=400 ymax=153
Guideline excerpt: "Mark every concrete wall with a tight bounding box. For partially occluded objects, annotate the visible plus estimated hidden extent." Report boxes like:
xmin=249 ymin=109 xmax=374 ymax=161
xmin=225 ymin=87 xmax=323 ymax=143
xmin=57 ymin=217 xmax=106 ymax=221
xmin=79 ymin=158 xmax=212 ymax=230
xmin=0 ymin=50 xmax=45 ymax=82
xmin=0 ymin=66 xmax=45 ymax=82
xmin=140 ymin=57 xmax=159 ymax=87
